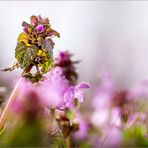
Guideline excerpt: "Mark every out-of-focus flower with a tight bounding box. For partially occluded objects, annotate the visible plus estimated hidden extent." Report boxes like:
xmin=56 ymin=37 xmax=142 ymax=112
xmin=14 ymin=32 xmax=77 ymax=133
xmin=73 ymin=114 xmax=89 ymax=140
xmin=92 ymin=72 xmax=117 ymax=110
xmin=38 ymin=67 xmax=69 ymax=108
xmin=128 ymin=80 xmax=148 ymax=100
xmin=12 ymin=78 xmax=44 ymax=119
xmin=91 ymin=109 xmax=109 ymax=127
xmin=91 ymin=107 xmax=121 ymax=128
xmin=103 ymin=126 xmax=122 ymax=147
xmin=126 ymin=113 xmax=146 ymax=128
xmin=64 ymin=82 xmax=90 ymax=109
xmin=54 ymin=51 xmax=79 ymax=85
xmin=56 ymin=51 xmax=73 ymax=63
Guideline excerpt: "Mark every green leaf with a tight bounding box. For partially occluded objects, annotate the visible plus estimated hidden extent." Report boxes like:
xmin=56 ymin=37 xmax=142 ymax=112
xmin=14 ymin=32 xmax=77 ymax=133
xmin=39 ymin=59 xmax=53 ymax=74
xmin=41 ymin=38 xmax=55 ymax=52
xmin=65 ymin=108 xmax=74 ymax=121
xmin=15 ymin=42 xmax=38 ymax=69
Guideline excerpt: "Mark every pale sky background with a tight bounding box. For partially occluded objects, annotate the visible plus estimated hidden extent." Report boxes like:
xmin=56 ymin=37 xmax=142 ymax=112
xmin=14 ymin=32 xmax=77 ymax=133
xmin=0 ymin=1 xmax=148 ymax=90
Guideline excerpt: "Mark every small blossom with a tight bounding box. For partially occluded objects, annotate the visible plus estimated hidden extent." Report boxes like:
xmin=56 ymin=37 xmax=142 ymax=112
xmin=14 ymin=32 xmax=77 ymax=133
xmin=75 ymin=82 xmax=90 ymax=90
xmin=23 ymin=27 xmax=28 ymax=33
xmin=49 ymin=31 xmax=54 ymax=36
xmin=128 ymin=80 xmax=148 ymax=99
xmin=73 ymin=114 xmax=89 ymax=140
xmin=30 ymin=15 xmax=38 ymax=26
xmin=38 ymin=67 xmax=69 ymax=107
xmin=36 ymin=24 xmax=44 ymax=33
xmin=64 ymin=82 xmax=90 ymax=108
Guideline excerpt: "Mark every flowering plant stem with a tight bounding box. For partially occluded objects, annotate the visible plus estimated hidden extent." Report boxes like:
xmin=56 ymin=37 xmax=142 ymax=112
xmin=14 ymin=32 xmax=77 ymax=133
xmin=65 ymin=134 xmax=71 ymax=148
xmin=0 ymin=66 xmax=32 ymax=129
xmin=49 ymin=107 xmax=55 ymax=134
xmin=0 ymin=77 xmax=22 ymax=129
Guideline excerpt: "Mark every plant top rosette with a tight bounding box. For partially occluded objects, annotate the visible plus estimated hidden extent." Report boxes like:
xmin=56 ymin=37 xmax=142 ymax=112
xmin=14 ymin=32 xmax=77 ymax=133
xmin=0 ymin=15 xmax=60 ymax=128
xmin=3 ymin=15 xmax=60 ymax=82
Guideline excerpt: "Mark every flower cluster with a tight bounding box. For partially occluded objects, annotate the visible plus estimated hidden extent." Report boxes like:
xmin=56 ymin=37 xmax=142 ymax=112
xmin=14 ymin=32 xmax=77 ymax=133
xmin=54 ymin=51 xmax=79 ymax=85
xmin=4 ymin=15 xmax=60 ymax=82
xmin=89 ymin=72 xmax=148 ymax=147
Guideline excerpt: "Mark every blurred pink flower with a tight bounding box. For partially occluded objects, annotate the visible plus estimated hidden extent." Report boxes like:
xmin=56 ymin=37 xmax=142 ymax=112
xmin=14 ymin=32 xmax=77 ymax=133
xmin=91 ymin=107 xmax=121 ymax=128
xmin=103 ymin=126 xmax=122 ymax=147
xmin=38 ymin=67 xmax=69 ymax=108
xmin=73 ymin=113 xmax=89 ymax=140
xmin=12 ymin=78 xmax=44 ymax=117
xmin=64 ymin=82 xmax=90 ymax=108
xmin=92 ymin=72 xmax=117 ymax=109
xmin=126 ymin=112 xmax=146 ymax=128
xmin=91 ymin=109 xmax=109 ymax=127
xmin=128 ymin=80 xmax=148 ymax=100
xmin=13 ymin=67 xmax=90 ymax=112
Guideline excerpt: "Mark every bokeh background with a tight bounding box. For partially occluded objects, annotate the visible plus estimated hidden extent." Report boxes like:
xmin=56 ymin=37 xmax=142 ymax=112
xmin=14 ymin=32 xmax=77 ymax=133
xmin=1 ymin=1 xmax=148 ymax=95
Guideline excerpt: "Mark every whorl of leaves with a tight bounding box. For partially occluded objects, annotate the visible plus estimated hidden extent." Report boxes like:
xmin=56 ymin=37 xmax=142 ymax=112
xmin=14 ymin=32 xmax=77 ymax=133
xmin=15 ymin=42 xmax=38 ymax=69
xmin=3 ymin=15 xmax=60 ymax=83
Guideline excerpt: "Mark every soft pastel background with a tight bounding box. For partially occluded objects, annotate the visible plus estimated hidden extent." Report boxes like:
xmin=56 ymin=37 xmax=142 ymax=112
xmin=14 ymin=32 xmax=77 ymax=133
xmin=1 ymin=2 xmax=148 ymax=147
xmin=0 ymin=1 xmax=148 ymax=90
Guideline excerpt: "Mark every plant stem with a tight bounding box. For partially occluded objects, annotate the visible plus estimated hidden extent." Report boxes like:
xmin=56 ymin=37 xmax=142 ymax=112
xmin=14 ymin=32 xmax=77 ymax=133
xmin=0 ymin=65 xmax=32 ymax=129
xmin=65 ymin=134 xmax=71 ymax=148
xmin=0 ymin=77 xmax=23 ymax=129
xmin=49 ymin=107 xmax=55 ymax=134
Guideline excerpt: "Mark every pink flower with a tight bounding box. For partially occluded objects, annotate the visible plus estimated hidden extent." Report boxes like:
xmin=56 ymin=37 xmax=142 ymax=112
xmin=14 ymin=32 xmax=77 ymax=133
xmin=23 ymin=27 xmax=28 ymax=33
xmin=126 ymin=112 xmax=146 ymax=128
xmin=64 ymin=82 xmax=90 ymax=108
xmin=12 ymin=78 xmax=44 ymax=117
xmin=92 ymin=72 xmax=117 ymax=110
xmin=128 ymin=80 xmax=148 ymax=100
xmin=36 ymin=24 xmax=44 ymax=33
xmin=38 ymin=67 xmax=69 ymax=108
xmin=73 ymin=114 xmax=89 ymax=140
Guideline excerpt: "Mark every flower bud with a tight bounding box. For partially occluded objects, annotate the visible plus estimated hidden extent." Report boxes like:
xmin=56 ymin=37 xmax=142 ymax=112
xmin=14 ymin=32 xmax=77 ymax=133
xmin=36 ymin=24 xmax=44 ymax=33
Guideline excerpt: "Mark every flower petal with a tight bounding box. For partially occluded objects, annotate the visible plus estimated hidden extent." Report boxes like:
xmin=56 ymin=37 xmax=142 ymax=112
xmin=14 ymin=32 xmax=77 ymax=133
xmin=75 ymin=82 xmax=90 ymax=90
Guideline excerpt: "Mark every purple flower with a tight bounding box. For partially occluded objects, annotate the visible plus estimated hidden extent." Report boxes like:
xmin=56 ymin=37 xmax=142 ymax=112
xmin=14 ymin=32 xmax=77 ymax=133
xmin=128 ymin=80 xmax=148 ymax=100
xmin=38 ymin=67 xmax=69 ymax=107
xmin=73 ymin=113 xmax=89 ymax=140
xmin=12 ymin=78 xmax=44 ymax=116
xmin=36 ymin=24 xmax=44 ymax=33
xmin=30 ymin=15 xmax=38 ymax=26
xmin=59 ymin=51 xmax=72 ymax=62
xmin=126 ymin=112 xmax=146 ymax=128
xmin=64 ymin=82 xmax=90 ymax=108
xmin=23 ymin=27 xmax=28 ymax=33
xmin=92 ymin=71 xmax=117 ymax=110
xmin=49 ymin=31 xmax=54 ymax=36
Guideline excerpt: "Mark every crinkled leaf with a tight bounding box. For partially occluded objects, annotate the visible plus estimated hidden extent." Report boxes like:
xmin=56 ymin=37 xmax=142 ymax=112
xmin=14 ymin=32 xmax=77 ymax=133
xmin=41 ymin=38 xmax=55 ymax=51
xmin=53 ymin=30 xmax=60 ymax=38
xmin=15 ymin=42 xmax=38 ymax=69
xmin=39 ymin=58 xmax=53 ymax=74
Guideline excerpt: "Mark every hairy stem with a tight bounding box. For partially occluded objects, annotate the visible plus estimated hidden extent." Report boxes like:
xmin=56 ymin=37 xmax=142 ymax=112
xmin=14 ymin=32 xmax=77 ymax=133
xmin=49 ymin=107 xmax=55 ymax=134
xmin=0 ymin=77 xmax=22 ymax=129
xmin=65 ymin=134 xmax=71 ymax=148
xmin=0 ymin=65 xmax=32 ymax=129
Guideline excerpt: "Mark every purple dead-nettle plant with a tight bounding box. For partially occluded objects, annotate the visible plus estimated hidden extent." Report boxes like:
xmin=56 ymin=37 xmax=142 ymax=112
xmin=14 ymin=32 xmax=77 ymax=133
xmin=54 ymin=51 xmax=79 ymax=85
xmin=0 ymin=15 xmax=90 ymax=147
